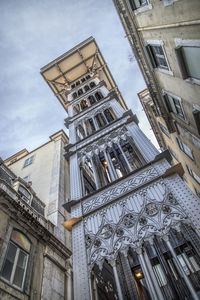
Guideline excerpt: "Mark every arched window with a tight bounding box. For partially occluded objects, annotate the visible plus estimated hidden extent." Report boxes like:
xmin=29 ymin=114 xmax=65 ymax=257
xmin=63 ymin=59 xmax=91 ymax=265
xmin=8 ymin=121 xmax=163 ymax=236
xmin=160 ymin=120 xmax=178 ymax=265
xmin=76 ymin=124 xmax=86 ymax=140
xmin=71 ymin=83 xmax=75 ymax=89
xmin=104 ymin=108 xmax=115 ymax=123
xmin=95 ymin=113 xmax=107 ymax=128
xmin=78 ymin=89 xmax=83 ymax=96
xmin=85 ymin=118 xmax=96 ymax=135
xmin=89 ymin=81 xmax=96 ymax=89
xmin=72 ymin=92 xmax=77 ymax=100
xmin=80 ymin=99 xmax=88 ymax=110
xmin=88 ymin=95 xmax=96 ymax=105
xmin=1 ymin=230 xmax=31 ymax=290
xmin=81 ymin=77 xmax=86 ymax=83
xmin=86 ymin=74 xmax=91 ymax=80
xmin=73 ymin=104 xmax=80 ymax=115
xmin=80 ymin=158 xmax=96 ymax=196
xmin=84 ymin=85 xmax=90 ymax=92
xmin=95 ymin=91 xmax=103 ymax=101
xmin=76 ymin=80 xmax=80 ymax=86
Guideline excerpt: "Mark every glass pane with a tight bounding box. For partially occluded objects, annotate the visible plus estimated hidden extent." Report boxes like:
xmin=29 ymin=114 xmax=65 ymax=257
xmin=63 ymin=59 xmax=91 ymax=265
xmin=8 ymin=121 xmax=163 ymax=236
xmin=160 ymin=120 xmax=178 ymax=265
xmin=1 ymin=242 xmax=17 ymax=281
xmin=13 ymin=250 xmax=27 ymax=288
xmin=11 ymin=230 xmax=31 ymax=252
xmin=182 ymin=47 xmax=200 ymax=80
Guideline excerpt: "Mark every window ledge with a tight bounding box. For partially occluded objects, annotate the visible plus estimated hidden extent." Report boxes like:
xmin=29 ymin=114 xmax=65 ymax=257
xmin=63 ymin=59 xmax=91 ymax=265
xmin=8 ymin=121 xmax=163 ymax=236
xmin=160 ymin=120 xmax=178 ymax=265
xmin=185 ymin=77 xmax=200 ymax=86
xmin=134 ymin=4 xmax=152 ymax=15
xmin=163 ymin=0 xmax=179 ymax=7
xmin=156 ymin=68 xmax=173 ymax=76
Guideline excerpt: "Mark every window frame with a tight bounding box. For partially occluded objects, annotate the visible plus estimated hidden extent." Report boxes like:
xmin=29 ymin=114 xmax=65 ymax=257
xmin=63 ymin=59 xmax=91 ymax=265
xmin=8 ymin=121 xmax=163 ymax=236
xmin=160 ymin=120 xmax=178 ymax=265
xmin=0 ymin=230 xmax=31 ymax=291
xmin=162 ymin=91 xmax=186 ymax=121
xmin=129 ymin=0 xmax=152 ymax=14
xmin=175 ymin=39 xmax=200 ymax=85
xmin=176 ymin=138 xmax=194 ymax=160
xmin=187 ymin=165 xmax=200 ymax=185
xmin=158 ymin=122 xmax=170 ymax=138
xmin=145 ymin=40 xmax=172 ymax=75
xmin=23 ymin=156 xmax=34 ymax=168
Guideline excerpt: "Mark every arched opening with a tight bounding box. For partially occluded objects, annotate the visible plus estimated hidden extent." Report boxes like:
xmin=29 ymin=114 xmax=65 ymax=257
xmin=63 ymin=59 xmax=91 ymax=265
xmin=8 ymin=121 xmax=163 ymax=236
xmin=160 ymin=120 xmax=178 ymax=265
xmin=72 ymin=92 xmax=77 ymax=100
xmin=84 ymin=85 xmax=90 ymax=92
xmin=81 ymin=77 xmax=86 ymax=83
xmin=80 ymin=158 xmax=96 ymax=196
xmin=89 ymin=81 xmax=96 ymax=89
xmin=95 ymin=91 xmax=103 ymax=101
xmin=80 ymin=99 xmax=89 ymax=110
xmin=86 ymin=74 xmax=91 ymax=80
xmin=76 ymin=124 xmax=86 ymax=141
xmin=78 ymin=89 xmax=83 ymax=96
xmin=104 ymin=108 xmax=116 ymax=123
xmin=108 ymin=144 xmax=127 ymax=178
xmin=95 ymin=113 xmax=107 ymax=129
xmin=71 ymin=83 xmax=75 ymax=89
xmin=120 ymin=139 xmax=145 ymax=171
xmin=85 ymin=118 xmax=96 ymax=135
xmin=76 ymin=80 xmax=80 ymax=86
xmin=88 ymin=95 xmax=96 ymax=105
xmin=73 ymin=104 xmax=80 ymax=115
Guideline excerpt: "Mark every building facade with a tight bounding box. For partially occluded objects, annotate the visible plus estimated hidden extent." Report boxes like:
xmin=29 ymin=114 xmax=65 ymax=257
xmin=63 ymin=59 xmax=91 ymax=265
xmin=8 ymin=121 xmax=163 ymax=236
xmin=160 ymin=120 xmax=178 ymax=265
xmin=0 ymin=159 xmax=72 ymax=300
xmin=41 ymin=37 xmax=200 ymax=300
xmin=113 ymin=0 xmax=200 ymax=197
xmin=4 ymin=130 xmax=70 ymax=244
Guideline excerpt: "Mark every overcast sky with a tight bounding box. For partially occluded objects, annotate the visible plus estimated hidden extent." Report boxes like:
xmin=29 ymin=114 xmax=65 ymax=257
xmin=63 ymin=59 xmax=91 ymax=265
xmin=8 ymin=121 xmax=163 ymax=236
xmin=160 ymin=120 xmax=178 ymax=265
xmin=0 ymin=0 xmax=158 ymax=159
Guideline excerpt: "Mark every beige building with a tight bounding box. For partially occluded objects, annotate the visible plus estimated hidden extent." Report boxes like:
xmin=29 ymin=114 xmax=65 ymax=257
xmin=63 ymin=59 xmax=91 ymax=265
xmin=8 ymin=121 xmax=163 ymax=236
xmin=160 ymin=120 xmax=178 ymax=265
xmin=113 ymin=0 xmax=200 ymax=197
xmin=4 ymin=130 xmax=70 ymax=243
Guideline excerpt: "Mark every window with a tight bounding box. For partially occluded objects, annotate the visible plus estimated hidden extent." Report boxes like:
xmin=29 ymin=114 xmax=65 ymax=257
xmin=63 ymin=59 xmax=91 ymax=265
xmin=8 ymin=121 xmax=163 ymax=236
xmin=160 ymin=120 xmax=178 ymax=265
xmin=177 ymin=138 xmax=194 ymax=160
xmin=146 ymin=44 xmax=169 ymax=70
xmin=95 ymin=113 xmax=107 ymax=128
xmin=187 ymin=165 xmax=200 ymax=185
xmin=89 ymin=81 xmax=96 ymax=89
xmin=18 ymin=185 xmax=31 ymax=202
xmin=163 ymin=92 xmax=185 ymax=120
xmin=175 ymin=40 xmax=200 ymax=84
xmin=84 ymin=85 xmax=90 ymax=92
xmin=1 ymin=230 xmax=31 ymax=290
xmin=95 ymin=91 xmax=103 ymax=101
xmin=104 ymin=108 xmax=115 ymax=123
xmin=80 ymin=99 xmax=88 ymax=110
xmin=24 ymin=156 xmax=34 ymax=168
xmin=158 ymin=122 xmax=170 ymax=137
xmin=81 ymin=77 xmax=86 ymax=83
xmin=129 ymin=0 xmax=149 ymax=10
xmin=76 ymin=81 xmax=80 ymax=86
xmin=86 ymin=74 xmax=91 ymax=80
xmin=78 ymin=89 xmax=83 ymax=96
xmin=88 ymin=95 xmax=96 ymax=105
xmin=72 ymin=92 xmax=77 ymax=100
xmin=193 ymin=105 xmax=200 ymax=134
xmin=71 ymin=83 xmax=75 ymax=89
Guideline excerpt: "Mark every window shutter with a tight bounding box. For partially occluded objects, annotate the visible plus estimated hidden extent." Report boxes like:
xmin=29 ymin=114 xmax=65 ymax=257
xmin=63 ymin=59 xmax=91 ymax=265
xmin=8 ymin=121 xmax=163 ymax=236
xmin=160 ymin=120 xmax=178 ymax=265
xmin=193 ymin=109 xmax=200 ymax=134
xmin=175 ymin=47 xmax=188 ymax=79
xmin=129 ymin=0 xmax=137 ymax=10
xmin=145 ymin=45 xmax=157 ymax=68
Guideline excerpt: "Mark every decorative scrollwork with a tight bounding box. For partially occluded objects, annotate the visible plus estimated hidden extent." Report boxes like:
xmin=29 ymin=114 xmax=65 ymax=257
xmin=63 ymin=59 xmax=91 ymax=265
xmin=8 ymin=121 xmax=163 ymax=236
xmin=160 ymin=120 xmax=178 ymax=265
xmin=145 ymin=203 xmax=158 ymax=216
xmin=116 ymin=228 xmax=124 ymax=237
xmin=167 ymin=193 xmax=178 ymax=205
xmin=122 ymin=213 xmax=136 ymax=228
xmin=94 ymin=239 xmax=101 ymax=248
xmin=85 ymin=234 xmax=93 ymax=248
xmin=139 ymin=217 xmax=147 ymax=226
xmin=162 ymin=205 xmax=171 ymax=214
xmin=100 ymin=224 xmax=113 ymax=239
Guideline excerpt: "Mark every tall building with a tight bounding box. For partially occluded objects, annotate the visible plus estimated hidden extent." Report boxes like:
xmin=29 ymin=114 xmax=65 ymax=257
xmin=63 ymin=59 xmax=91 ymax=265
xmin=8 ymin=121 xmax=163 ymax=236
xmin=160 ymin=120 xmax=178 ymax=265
xmin=41 ymin=37 xmax=200 ymax=300
xmin=113 ymin=0 xmax=200 ymax=197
